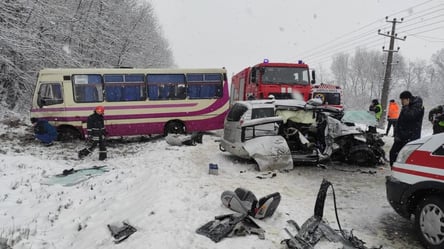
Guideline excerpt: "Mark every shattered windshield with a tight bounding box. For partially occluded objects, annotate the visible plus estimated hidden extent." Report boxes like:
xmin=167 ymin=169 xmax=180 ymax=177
xmin=261 ymin=67 xmax=309 ymax=85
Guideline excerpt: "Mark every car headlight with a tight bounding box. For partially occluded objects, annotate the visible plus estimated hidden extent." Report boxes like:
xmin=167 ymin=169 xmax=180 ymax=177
xmin=396 ymin=143 xmax=423 ymax=163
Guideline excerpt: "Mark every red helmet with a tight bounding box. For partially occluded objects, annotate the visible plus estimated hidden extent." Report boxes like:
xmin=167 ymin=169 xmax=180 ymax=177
xmin=95 ymin=106 xmax=105 ymax=114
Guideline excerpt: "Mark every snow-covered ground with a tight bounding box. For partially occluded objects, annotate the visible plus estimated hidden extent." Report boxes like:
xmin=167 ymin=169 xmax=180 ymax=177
xmin=0 ymin=112 xmax=430 ymax=249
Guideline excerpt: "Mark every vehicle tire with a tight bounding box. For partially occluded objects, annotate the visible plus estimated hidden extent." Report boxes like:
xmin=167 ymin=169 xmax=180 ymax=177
xmin=347 ymin=145 xmax=376 ymax=166
xmin=414 ymin=195 xmax=444 ymax=249
xmin=58 ymin=127 xmax=81 ymax=141
xmin=164 ymin=121 xmax=185 ymax=135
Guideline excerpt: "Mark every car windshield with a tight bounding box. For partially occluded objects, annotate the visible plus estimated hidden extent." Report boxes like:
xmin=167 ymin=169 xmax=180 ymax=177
xmin=261 ymin=67 xmax=309 ymax=85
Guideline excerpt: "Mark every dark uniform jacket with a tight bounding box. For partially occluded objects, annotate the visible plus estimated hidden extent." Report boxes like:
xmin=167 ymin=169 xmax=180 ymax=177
xmin=395 ymin=96 xmax=424 ymax=143
xmin=87 ymin=112 xmax=105 ymax=139
xmin=428 ymin=105 xmax=444 ymax=123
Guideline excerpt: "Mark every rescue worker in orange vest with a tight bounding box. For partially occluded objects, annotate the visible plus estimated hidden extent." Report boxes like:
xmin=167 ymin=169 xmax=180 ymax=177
xmin=385 ymin=99 xmax=400 ymax=137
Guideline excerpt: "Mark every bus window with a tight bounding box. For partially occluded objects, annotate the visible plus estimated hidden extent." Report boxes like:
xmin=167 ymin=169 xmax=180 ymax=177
xmin=104 ymin=74 xmax=145 ymax=102
xmin=187 ymin=73 xmax=223 ymax=99
xmin=147 ymin=74 xmax=186 ymax=100
xmin=37 ymin=83 xmax=63 ymax=107
xmin=73 ymin=74 xmax=103 ymax=103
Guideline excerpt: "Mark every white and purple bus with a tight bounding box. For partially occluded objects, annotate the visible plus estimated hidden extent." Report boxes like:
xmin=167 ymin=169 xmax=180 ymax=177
xmin=30 ymin=68 xmax=229 ymax=140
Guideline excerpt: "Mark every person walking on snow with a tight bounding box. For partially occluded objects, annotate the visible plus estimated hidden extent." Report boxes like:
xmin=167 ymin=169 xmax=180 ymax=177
xmin=368 ymin=99 xmax=382 ymax=133
xmin=428 ymin=104 xmax=444 ymax=134
xmin=385 ymin=99 xmax=400 ymax=137
xmin=78 ymin=106 xmax=107 ymax=160
xmin=389 ymin=91 xmax=424 ymax=167
xmin=30 ymin=117 xmax=58 ymax=146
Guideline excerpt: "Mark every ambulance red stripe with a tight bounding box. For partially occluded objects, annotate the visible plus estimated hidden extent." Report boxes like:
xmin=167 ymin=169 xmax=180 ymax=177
xmin=406 ymin=150 xmax=444 ymax=169
xmin=392 ymin=166 xmax=444 ymax=181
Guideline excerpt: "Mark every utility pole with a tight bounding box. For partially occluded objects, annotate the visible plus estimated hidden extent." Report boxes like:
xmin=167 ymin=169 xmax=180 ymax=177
xmin=378 ymin=17 xmax=406 ymax=127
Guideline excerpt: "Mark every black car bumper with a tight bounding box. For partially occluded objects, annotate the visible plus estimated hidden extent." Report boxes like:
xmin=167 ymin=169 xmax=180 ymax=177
xmin=385 ymin=175 xmax=412 ymax=219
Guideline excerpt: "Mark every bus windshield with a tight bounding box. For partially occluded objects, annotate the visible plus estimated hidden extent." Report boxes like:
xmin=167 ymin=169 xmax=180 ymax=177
xmin=261 ymin=67 xmax=309 ymax=85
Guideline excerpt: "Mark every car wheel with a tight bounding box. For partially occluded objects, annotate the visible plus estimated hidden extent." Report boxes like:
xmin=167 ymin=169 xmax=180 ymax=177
xmin=347 ymin=145 xmax=376 ymax=166
xmin=415 ymin=195 xmax=444 ymax=249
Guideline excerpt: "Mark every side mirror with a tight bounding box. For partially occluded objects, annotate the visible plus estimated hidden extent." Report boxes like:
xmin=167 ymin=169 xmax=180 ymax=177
xmin=311 ymin=70 xmax=316 ymax=84
xmin=37 ymin=98 xmax=44 ymax=108
xmin=251 ymin=67 xmax=257 ymax=83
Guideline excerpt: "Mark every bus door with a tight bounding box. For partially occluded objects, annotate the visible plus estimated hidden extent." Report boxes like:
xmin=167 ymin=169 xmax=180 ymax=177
xmin=35 ymin=82 xmax=65 ymax=126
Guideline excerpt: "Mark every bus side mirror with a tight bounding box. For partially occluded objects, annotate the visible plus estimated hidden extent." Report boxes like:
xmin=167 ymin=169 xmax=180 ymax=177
xmin=311 ymin=70 xmax=316 ymax=84
xmin=37 ymin=98 xmax=44 ymax=108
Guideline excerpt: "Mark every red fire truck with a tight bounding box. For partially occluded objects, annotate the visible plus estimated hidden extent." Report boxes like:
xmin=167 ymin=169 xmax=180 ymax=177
xmin=230 ymin=60 xmax=316 ymax=103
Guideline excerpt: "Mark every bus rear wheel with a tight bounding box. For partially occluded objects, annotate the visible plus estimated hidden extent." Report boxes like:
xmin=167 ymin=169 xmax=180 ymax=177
xmin=164 ymin=121 xmax=185 ymax=136
xmin=58 ymin=127 xmax=81 ymax=141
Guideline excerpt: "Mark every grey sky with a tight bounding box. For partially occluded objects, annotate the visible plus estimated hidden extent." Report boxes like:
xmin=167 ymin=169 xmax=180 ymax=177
xmin=148 ymin=0 xmax=444 ymax=76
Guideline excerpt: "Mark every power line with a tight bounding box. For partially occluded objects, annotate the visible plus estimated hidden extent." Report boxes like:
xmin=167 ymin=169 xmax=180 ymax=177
xmin=409 ymin=32 xmax=444 ymax=42
xmin=298 ymin=1 xmax=443 ymax=62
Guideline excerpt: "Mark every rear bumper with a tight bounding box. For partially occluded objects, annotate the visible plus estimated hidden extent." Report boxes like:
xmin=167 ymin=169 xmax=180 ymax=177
xmin=385 ymin=175 xmax=412 ymax=219
xmin=219 ymin=139 xmax=249 ymax=159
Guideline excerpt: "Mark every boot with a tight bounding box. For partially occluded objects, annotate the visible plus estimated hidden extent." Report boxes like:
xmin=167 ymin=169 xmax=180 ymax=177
xmin=99 ymin=152 xmax=107 ymax=161
xmin=78 ymin=148 xmax=90 ymax=159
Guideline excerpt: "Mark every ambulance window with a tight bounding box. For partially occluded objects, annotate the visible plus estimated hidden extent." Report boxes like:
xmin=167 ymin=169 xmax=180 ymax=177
xmin=432 ymin=144 xmax=444 ymax=156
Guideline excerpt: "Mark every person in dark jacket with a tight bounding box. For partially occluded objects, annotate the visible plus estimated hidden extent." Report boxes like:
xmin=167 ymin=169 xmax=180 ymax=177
xmin=30 ymin=118 xmax=58 ymax=146
xmin=78 ymin=106 xmax=107 ymax=160
xmin=428 ymin=104 xmax=444 ymax=134
xmin=389 ymin=91 xmax=424 ymax=167
xmin=368 ymin=99 xmax=382 ymax=133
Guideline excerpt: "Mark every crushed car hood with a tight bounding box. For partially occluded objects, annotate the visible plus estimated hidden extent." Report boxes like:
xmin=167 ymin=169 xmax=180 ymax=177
xmin=243 ymin=136 xmax=293 ymax=171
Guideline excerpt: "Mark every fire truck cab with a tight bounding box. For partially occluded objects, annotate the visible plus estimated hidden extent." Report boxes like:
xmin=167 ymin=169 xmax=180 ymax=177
xmin=230 ymin=60 xmax=315 ymax=104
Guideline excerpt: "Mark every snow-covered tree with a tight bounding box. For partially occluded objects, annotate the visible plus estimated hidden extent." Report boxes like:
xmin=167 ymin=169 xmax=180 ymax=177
xmin=0 ymin=0 xmax=174 ymax=112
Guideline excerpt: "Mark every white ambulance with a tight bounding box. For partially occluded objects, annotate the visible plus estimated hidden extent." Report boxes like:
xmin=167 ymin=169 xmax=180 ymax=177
xmin=386 ymin=132 xmax=444 ymax=249
xmin=310 ymin=83 xmax=343 ymax=110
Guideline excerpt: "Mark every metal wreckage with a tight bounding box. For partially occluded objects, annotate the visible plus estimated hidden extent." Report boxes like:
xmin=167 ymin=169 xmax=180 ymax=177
xmin=281 ymin=179 xmax=382 ymax=249
xmin=220 ymin=98 xmax=386 ymax=171
xmin=196 ymin=179 xmax=382 ymax=249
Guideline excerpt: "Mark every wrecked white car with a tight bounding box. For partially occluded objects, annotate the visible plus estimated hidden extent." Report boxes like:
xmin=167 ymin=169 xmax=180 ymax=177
xmin=219 ymin=100 xmax=293 ymax=171
xmin=220 ymin=99 xmax=386 ymax=171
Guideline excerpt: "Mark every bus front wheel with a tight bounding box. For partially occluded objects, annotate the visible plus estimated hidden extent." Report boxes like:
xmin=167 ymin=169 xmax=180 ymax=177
xmin=164 ymin=121 xmax=185 ymax=136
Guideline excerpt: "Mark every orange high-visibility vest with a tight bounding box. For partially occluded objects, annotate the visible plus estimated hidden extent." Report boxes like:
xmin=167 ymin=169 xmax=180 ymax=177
xmin=388 ymin=102 xmax=400 ymax=119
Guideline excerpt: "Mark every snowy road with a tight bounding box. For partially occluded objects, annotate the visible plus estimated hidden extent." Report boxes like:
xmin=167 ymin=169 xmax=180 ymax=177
xmin=0 ymin=118 xmax=423 ymax=249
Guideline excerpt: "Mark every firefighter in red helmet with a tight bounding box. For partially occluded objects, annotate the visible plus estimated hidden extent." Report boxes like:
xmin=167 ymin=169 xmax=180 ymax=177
xmin=78 ymin=106 xmax=107 ymax=160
